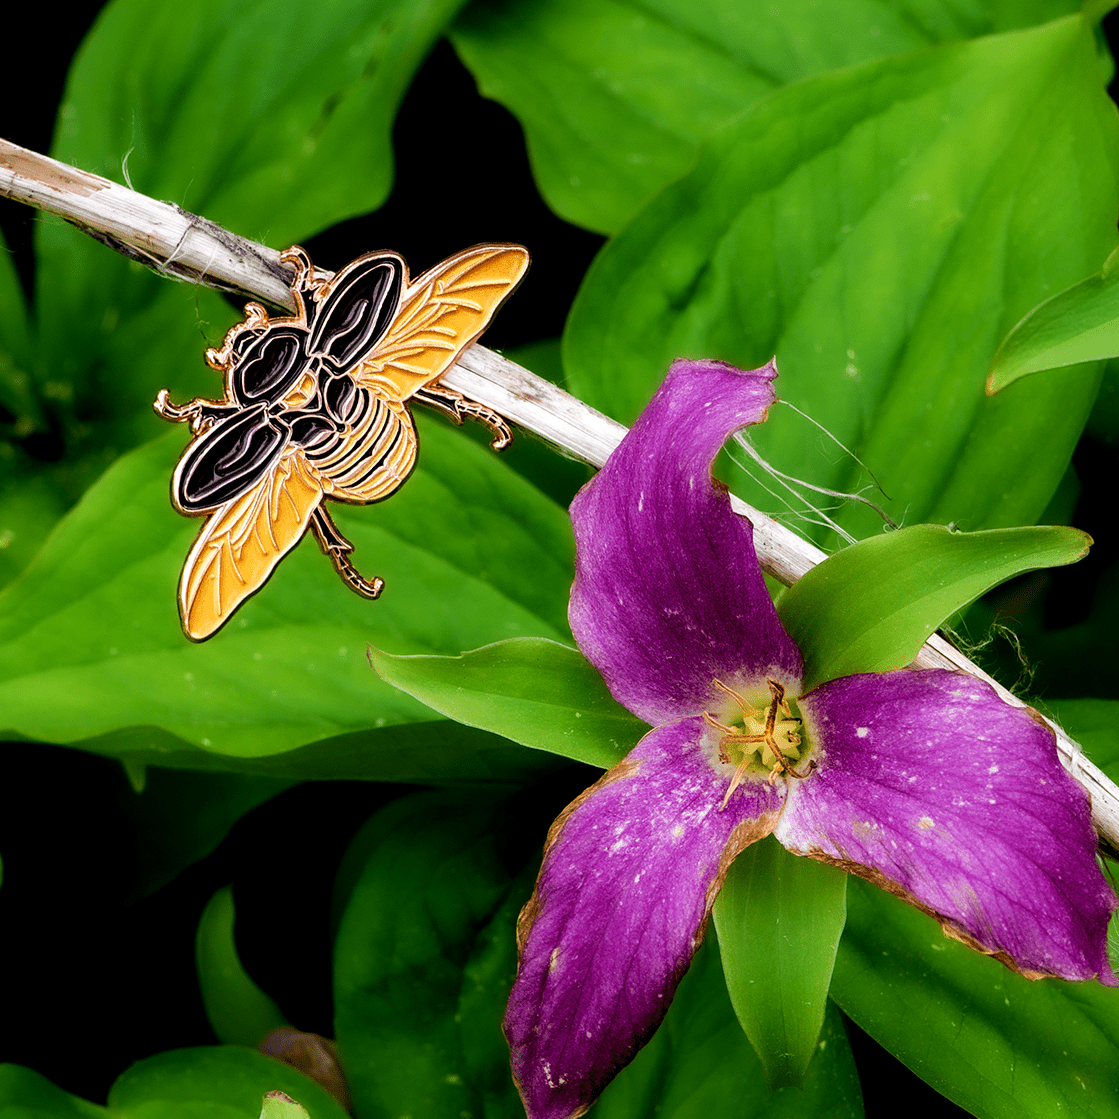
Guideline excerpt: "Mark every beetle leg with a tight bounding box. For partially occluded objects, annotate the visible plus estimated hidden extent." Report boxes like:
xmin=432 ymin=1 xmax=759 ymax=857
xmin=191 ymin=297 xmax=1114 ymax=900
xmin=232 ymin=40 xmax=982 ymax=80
xmin=153 ymin=390 xmax=238 ymax=435
xmin=413 ymin=384 xmax=513 ymax=451
xmin=310 ymin=506 xmax=384 ymax=600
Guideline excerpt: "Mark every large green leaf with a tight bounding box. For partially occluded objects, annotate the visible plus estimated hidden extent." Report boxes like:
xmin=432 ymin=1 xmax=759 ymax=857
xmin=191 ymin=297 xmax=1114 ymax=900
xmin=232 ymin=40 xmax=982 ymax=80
xmin=0 ymin=416 xmax=574 ymax=777
xmin=0 ymin=224 xmax=62 ymax=592
xmin=564 ymin=16 xmax=1119 ymax=540
xmin=778 ymin=523 xmax=1091 ymax=689
xmin=451 ymin=0 xmax=1080 ymax=234
xmin=712 ymin=838 xmax=847 ymax=1090
xmin=988 ymin=245 xmax=1119 ymax=391
xmin=333 ymin=790 xmax=530 ymax=1119
xmin=370 ymin=636 xmax=645 ymax=769
xmin=56 ymin=0 xmax=467 ymax=244
xmin=595 ymin=936 xmax=864 ymax=1119
xmin=833 ymin=877 xmax=1119 ymax=1119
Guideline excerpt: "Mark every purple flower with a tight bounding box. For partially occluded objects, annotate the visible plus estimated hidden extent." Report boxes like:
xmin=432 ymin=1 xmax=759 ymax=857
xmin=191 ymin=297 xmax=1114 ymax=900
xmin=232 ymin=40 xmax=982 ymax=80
xmin=504 ymin=359 xmax=1117 ymax=1119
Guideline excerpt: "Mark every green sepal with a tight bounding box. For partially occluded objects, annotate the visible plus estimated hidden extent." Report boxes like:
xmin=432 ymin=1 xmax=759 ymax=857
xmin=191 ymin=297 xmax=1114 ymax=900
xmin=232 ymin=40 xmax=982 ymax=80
xmin=370 ymin=636 xmax=647 ymax=769
xmin=778 ymin=524 xmax=1090 ymax=689
xmin=712 ymin=837 xmax=847 ymax=1089
xmin=595 ymin=934 xmax=864 ymax=1119
xmin=988 ymin=244 xmax=1119 ymax=392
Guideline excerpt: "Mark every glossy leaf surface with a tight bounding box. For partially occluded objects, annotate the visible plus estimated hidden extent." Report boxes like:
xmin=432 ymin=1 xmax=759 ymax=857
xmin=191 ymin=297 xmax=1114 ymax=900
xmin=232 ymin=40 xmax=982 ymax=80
xmin=564 ymin=17 xmax=1119 ymax=540
xmin=777 ymin=523 xmax=1091 ymax=689
xmin=712 ymin=838 xmax=848 ymax=1090
xmin=452 ymin=0 xmax=1080 ymax=234
xmin=371 ymin=636 xmax=646 ymax=769
xmin=0 ymin=418 xmax=573 ymax=776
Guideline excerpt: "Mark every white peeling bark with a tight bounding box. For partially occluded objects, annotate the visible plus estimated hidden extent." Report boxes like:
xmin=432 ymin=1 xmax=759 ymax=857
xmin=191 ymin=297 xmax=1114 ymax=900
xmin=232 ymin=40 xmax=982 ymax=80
xmin=3 ymin=137 xmax=1116 ymax=851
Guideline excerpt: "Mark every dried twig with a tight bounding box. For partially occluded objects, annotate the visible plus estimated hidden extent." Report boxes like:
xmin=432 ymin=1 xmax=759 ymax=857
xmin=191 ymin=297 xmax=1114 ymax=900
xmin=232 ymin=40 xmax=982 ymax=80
xmin=3 ymin=137 xmax=1116 ymax=850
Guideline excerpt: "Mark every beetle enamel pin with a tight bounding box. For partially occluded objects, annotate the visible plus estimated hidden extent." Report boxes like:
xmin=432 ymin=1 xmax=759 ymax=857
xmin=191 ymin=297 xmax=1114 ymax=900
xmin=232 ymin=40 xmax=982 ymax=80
xmin=155 ymin=242 xmax=529 ymax=640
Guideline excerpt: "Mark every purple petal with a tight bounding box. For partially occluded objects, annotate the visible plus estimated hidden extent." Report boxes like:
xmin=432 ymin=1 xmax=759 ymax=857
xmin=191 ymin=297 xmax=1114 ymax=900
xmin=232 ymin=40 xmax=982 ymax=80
xmin=569 ymin=359 xmax=803 ymax=726
xmin=505 ymin=717 xmax=784 ymax=1119
xmin=776 ymin=670 xmax=1117 ymax=984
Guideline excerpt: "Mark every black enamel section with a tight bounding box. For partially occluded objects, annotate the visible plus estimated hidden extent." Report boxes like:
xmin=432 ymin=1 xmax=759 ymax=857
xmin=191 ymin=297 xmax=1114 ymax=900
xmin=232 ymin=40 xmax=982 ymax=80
xmin=308 ymin=256 xmax=402 ymax=369
xmin=232 ymin=328 xmax=307 ymax=405
xmin=323 ymin=374 xmax=357 ymax=423
xmin=175 ymin=405 xmax=287 ymax=512
xmin=289 ymin=411 xmax=337 ymax=449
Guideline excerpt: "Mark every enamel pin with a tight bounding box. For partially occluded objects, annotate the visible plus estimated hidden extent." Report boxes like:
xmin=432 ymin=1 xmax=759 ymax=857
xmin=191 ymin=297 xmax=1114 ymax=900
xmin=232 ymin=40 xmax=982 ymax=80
xmin=155 ymin=243 xmax=529 ymax=640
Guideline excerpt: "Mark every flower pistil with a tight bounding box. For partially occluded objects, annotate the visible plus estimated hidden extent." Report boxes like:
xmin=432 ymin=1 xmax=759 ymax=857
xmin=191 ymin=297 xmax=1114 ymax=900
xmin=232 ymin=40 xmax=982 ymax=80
xmin=704 ymin=678 xmax=812 ymax=805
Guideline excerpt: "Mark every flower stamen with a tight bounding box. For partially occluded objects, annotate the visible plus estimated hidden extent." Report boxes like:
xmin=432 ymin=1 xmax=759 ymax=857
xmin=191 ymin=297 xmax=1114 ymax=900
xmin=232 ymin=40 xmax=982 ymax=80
xmin=706 ymin=679 xmax=805 ymax=806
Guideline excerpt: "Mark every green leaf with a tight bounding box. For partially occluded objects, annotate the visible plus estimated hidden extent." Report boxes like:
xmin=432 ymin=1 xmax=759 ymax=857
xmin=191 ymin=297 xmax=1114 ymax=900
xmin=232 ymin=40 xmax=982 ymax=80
xmin=332 ymin=789 xmax=863 ymax=1119
xmin=451 ymin=0 xmax=1080 ymax=234
xmin=120 ymin=768 xmax=296 ymax=894
xmin=832 ymin=876 xmax=1119 ymax=1119
xmin=0 ymin=1048 xmax=349 ymax=1119
xmin=777 ymin=523 xmax=1091 ymax=689
xmin=196 ymin=886 xmax=290 ymax=1047
xmin=0 ymin=453 xmax=73 ymax=591
xmin=595 ymin=935 xmax=864 ymax=1119
xmin=0 ymin=1064 xmax=107 ymax=1117
xmin=56 ymin=0 xmax=468 ymax=245
xmin=712 ymin=837 xmax=847 ymax=1089
xmin=0 ymin=417 xmax=574 ymax=777
xmin=564 ymin=16 xmax=1119 ymax=539
xmin=1046 ymin=698 xmax=1119 ymax=778
xmin=493 ymin=339 xmax=591 ymax=507
xmin=988 ymin=246 xmax=1119 ymax=391
xmin=333 ymin=789 xmax=530 ymax=1119
xmin=370 ymin=637 xmax=646 ymax=769
xmin=260 ymin=1093 xmax=311 ymax=1119
xmin=66 ymin=720 xmax=563 ymax=783
xmin=30 ymin=0 xmax=470 ymax=503
xmin=0 ymin=225 xmax=37 ymax=427
xmin=108 ymin=1048 xmax=350 ymax=1119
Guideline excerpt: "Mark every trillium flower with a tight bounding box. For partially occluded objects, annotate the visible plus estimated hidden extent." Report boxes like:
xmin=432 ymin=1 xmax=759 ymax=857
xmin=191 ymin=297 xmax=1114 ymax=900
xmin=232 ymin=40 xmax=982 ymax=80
xmin=504 ymin=358 xmax=1117 ymax=1119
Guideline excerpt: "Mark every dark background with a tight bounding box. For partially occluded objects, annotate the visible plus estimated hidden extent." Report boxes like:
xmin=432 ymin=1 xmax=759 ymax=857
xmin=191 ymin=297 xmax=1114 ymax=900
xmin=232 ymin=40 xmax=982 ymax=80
xmin=3 ymin=6 xmax=1119 ymax=1116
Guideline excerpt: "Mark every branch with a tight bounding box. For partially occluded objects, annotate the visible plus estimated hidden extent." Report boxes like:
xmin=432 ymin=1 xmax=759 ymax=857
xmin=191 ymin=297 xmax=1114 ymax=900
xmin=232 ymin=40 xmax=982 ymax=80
xmin=4 ymin=137 xmax=1117 ymax=851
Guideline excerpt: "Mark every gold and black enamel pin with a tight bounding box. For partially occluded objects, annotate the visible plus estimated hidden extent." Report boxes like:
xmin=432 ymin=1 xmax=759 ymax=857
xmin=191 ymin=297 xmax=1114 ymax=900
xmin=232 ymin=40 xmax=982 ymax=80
xmin=155 ymin=243 xmax=529 ymax=640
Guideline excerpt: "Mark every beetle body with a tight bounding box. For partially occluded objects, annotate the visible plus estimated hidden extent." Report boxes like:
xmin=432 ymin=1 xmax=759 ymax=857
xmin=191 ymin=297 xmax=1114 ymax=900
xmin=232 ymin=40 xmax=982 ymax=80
xmin=155 ymin=243 xmax=528 ymax=640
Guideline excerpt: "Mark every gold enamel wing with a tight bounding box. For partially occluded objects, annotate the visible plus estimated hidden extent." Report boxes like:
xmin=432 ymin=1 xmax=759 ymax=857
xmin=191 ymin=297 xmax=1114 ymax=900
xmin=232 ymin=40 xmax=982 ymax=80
xmin=155 ymin=243 xmax=529 ymax=640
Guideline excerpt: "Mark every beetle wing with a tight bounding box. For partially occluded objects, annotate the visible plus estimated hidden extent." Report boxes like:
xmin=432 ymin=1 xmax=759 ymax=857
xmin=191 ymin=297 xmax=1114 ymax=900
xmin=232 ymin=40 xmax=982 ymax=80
xmin=356 ymin=244 xmax=529 ymax=400
xmin=308 ymin=252 xmax=404 ymax=368
xmin=179 ymin=450 xmax=322 ymax=640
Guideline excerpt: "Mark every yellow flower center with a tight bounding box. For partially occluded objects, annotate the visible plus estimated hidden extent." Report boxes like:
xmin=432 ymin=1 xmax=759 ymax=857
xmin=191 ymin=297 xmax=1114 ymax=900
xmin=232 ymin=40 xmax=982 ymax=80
xmin=704 ymin=678 xmax=814 ymax=808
